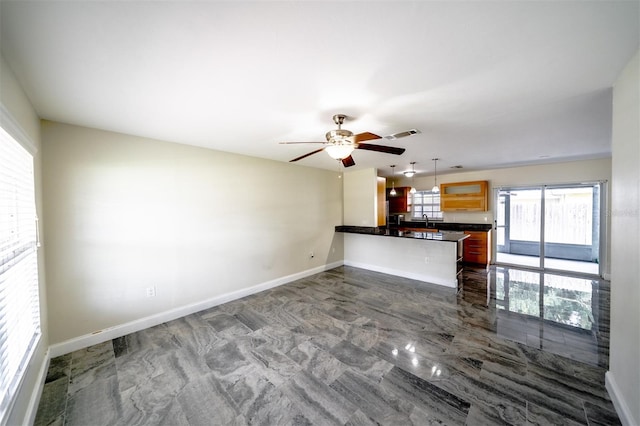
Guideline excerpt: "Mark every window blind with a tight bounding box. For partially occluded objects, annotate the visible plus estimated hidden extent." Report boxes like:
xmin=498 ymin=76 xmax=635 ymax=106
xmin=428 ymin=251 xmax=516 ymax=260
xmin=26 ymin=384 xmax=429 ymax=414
xmin=0 ymin=126 xmax=41 ymax=423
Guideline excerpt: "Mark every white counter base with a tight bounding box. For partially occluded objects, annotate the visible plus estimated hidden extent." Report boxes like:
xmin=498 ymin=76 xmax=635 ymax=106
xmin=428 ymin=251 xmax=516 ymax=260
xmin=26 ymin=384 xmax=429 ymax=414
xmin=343 ymin=233 xmax=460 ymax=288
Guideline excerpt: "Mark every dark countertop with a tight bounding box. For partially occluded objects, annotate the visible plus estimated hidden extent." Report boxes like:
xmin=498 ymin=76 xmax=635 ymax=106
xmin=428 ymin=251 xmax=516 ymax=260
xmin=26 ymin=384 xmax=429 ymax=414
xmin=397 ymin=221 xmax=492 ymax=232
xmin=335 ymin=226 xmax=469 ymax=242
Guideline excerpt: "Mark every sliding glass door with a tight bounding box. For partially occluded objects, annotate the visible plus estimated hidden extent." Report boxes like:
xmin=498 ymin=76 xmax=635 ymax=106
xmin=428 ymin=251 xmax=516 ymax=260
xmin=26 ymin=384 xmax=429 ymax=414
xmin=543 ymin=185 xmax=600 ymax=274
xmin=495 ymin=183 xmax=602 ymax=276
xmin=496 ymin=188 xmax=542 ymax=268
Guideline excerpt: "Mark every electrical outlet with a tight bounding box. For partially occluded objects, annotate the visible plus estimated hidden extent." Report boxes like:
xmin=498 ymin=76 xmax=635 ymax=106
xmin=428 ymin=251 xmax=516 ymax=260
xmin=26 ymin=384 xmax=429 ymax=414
xmin=146 ymin=286 xmax=156 ymax=297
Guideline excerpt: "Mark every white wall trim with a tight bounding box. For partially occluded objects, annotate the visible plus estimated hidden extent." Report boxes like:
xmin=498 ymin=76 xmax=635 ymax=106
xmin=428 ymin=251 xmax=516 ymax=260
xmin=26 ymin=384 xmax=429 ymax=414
xmin=49 ymin=262 xmax=343 ymax=357
xmin=23 ymin=348 xmax=50 ymax=426
xmin=343 ymin=260 xmax=458 ymax=288
xmin=606 ymin=371 xmax=636 ymax=426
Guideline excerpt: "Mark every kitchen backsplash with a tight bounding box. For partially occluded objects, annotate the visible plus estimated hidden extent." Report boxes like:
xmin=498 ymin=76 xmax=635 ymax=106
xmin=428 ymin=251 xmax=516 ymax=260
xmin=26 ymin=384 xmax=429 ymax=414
xmin=442 ymin=211 xmax=494 ymax=225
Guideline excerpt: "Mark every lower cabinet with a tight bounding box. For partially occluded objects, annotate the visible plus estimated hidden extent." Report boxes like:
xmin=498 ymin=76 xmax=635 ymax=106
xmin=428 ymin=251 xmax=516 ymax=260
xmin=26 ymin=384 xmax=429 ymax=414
xmin=463 ymin=230 xmax=491 ymax=266
xmin=400 ymin=227 xmax=439 ymax=233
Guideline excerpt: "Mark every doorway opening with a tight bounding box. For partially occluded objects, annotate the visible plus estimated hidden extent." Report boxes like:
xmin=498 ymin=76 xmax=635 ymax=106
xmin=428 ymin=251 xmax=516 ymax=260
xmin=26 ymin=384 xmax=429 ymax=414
xmin=495 ymin=183 xmax=603 ymax=276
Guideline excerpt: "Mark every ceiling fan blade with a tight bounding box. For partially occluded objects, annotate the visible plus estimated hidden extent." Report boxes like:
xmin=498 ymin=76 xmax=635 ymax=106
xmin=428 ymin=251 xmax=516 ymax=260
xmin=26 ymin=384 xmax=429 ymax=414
xmin=341 ymin=155 xmax=356 ymax=168
xmin=279 ymin=141 xmax=326 ymax=144
xmin=356 ymin=143 xmax=406 ymax=155
xmin=289 ymin=148 xmax=325 ymax=162
xmin=353 ymin=132 xmax=382 ymax=143
xmin=383 ymin=129 xmax=421 ymax=140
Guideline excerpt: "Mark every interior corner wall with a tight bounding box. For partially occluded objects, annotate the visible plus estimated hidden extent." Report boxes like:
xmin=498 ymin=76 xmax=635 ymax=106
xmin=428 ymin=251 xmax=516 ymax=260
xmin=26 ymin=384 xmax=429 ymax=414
xmin=608 ymin=49 xmax=640 ymax=426
xmin=41 ymin=121 xmax=344 ymax=345
xmin=343 ymin=168 xmax=378 ymax=226
xmin=0 ymin=53 xmax=48 ymax=425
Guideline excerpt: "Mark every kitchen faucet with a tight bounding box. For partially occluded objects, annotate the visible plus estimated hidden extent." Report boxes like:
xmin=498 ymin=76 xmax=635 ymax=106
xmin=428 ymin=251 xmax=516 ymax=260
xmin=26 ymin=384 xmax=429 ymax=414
xmin=423 ymin=213 xmax=429 ymax=228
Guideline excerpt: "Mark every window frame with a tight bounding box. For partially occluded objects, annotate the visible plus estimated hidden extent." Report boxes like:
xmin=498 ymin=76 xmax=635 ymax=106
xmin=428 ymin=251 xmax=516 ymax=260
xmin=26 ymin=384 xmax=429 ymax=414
xmin=411 ymin=189 xmax=444 ymax=221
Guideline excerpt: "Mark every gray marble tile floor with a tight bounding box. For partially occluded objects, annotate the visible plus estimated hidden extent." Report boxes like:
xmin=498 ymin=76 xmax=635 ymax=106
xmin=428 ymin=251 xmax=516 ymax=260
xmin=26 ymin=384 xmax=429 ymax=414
xmin=34 ymin=265 xmax=619 ymax=425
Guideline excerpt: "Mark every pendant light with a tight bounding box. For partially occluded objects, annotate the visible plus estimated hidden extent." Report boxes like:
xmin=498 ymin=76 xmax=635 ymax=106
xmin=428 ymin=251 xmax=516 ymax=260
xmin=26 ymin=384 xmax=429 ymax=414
xmin=431 ymin=158 xmax=440 ymax=193
xmin=404 ymin=164 xmax=416 ymax=177
xmin=389 ymin=165 xmax=397 ymax=196
xmin=408 ymin=162 xmax=417 ymax=194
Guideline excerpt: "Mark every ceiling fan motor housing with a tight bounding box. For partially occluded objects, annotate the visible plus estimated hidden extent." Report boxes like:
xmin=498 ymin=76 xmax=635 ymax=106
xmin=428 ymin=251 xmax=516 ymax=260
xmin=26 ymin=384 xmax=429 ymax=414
xmin=326 ymin=129 xmax=354 ymax=143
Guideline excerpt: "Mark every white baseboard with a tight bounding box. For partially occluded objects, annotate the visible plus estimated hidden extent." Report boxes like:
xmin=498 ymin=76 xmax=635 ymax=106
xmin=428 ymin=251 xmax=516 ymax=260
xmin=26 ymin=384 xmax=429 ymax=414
xmin=343 ymin=260 xmax=458 ymax=288
xmin=49 ymin=261 xmax=343 ymax=358
xmin=605 ymin=371 xmax=637 ymax=426
xmin=23 ymin=348 xmax=50 ymax=426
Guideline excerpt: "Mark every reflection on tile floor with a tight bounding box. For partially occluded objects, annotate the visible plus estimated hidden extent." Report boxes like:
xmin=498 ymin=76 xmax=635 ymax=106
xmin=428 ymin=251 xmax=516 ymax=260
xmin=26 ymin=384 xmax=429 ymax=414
xmin=35 ymin=265 xmax=618 ymax=425
xmin=490 ymin=267 xmax=609 ymax=367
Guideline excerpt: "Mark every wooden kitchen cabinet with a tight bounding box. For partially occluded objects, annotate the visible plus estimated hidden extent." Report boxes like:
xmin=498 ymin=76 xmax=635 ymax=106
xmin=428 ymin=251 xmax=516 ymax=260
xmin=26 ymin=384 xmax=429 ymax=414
xmin=463 ymin=230 xmax=491 ymax=267
xmin=386 ymin=186 xmax=412 ymax=213
xmin=399 ymin=227 xmax=439 ymax=233
xmin=377 ymin=177 xmax=386 ymax=226
xmin=440 ymin=180 xmax=488 ymax=211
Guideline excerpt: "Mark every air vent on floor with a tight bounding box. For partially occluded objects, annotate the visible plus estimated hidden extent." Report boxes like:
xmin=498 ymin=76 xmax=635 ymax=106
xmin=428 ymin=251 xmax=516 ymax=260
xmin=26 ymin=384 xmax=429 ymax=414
xmin=450 ymin=165 xmax=463 ymax=169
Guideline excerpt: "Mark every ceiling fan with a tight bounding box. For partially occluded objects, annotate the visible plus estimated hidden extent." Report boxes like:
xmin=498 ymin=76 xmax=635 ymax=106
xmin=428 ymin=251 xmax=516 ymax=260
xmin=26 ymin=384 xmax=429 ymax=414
xmin=279 ymin=114 xmax=418 ymax=167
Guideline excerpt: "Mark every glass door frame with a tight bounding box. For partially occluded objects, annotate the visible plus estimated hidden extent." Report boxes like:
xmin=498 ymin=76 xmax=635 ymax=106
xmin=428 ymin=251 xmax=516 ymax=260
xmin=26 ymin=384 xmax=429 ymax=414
xmin=493 ymin=181 xmax=606 ymax=278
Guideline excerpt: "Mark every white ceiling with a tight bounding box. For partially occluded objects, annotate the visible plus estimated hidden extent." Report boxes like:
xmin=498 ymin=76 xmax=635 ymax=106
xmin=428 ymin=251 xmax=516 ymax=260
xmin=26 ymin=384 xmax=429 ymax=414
xmin=1 ymin=1 xmax=638 ymax=177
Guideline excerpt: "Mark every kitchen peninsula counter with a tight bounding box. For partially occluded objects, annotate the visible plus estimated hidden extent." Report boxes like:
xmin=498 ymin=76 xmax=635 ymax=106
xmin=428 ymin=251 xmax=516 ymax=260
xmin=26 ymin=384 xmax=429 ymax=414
xmin=335 ymin=226 xmax=468 ymax=289
xmin=335 ymin=225 xmax=469 ymax=242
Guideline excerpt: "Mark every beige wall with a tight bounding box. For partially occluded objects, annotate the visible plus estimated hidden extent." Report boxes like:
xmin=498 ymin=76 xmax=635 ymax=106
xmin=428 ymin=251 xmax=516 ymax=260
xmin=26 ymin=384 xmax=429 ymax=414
xmin=42 ymin=121 xmax=344 ymax=344
xmin=608 ymin=49 xmax=639 ymax=426
xmin=0 ymin=54 xmax=48 ymax=425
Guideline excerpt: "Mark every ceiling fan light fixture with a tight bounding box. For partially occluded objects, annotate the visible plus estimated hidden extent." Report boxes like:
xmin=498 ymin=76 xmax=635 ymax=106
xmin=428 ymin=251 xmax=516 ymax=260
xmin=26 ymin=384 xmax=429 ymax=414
xmin=282 ymin=113 xmax=415 ymax=165
xmin=325 ymin=144 xmax=355 ymax=160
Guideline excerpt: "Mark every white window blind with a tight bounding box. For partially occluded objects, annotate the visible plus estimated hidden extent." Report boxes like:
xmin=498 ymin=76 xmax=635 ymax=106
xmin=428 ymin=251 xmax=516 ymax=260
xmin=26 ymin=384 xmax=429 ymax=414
xmin=0 ymin=126 xmax=41 ymax=423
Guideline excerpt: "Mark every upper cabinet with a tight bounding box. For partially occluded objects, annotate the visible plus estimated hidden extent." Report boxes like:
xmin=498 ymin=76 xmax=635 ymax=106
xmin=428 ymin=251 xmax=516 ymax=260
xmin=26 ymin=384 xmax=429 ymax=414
xmin=386 ymin=186 xmax=412 ymax=214
xmin=440 ymin=180 xmax=489 ymax=211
